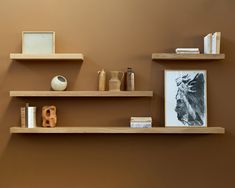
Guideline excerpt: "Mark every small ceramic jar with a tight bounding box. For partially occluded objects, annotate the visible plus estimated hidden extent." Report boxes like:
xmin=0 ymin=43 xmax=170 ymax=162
xmin=51 ymin=75 xmax=67 ymax=91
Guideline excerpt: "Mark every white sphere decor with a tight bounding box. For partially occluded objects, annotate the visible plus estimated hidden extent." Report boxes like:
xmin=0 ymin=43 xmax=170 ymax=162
xmin=51 ymin=75 xmax=68 ymax=91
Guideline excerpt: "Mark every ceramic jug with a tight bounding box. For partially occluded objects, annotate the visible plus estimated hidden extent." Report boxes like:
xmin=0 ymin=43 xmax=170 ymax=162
xmin=109 ymin=71 xmax=124 ymax=91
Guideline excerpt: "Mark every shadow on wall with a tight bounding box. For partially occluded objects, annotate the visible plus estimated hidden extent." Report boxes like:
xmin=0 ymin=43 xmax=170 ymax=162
xmin=6 ymin=97 xmax=152 ymax=127
xmin=0 ymin=133 xmax=227 ymax=188
xmin=0 ymin=97 xmax=22 ymax=155
xmin=2 ymin=59 xmax=83 ymax=91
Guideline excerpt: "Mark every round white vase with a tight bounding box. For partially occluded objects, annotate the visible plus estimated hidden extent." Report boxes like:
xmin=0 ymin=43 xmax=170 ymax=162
xmin=51 ymin=75 xmax=68 ymax=91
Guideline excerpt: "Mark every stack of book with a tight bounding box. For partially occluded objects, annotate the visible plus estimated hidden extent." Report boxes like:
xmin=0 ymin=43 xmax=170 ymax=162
xmin=175 ymin=48 xmax=200 ymax=54
xmin=130 ymin=117 xmax=152 ymax=128
xmin=204 ymin=32 xmax=221 ymax=54
xmin=20 ymin=103 xmax=37 ymax=128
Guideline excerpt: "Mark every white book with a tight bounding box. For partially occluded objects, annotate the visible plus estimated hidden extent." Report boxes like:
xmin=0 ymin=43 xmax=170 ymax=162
xmin=131 ymin=121 xmax=152 ymax=124
xmin=204 ymin=33 xmax=212 ymax=54
xmin=27 ymin=107 xmax=37 ymax=128
xmin=131 ymin=117 xmax=152 ymax=122
xmin=130 ymin=122 xmax=152 ymax=128
xmin=212 ymin=32 xmax=217 ymax=54
xmin=212 ymin=32 xmax=221 ymax=54
xmin=176 ymin=51 xmax=200 ymax=54
xmin=175 ymin=48 xmax=199 ymax=53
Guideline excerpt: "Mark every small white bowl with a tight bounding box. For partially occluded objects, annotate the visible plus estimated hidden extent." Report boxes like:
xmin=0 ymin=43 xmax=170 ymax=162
xmin=51 ymin=75 xmax=67 ymax=91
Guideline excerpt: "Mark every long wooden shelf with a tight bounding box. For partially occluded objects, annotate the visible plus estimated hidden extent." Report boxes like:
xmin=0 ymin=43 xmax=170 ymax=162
xmin=10 ymin=91 xmax=153 ymax=97
xmin=152 ymin=53 xmax=225 ymax=60
xmin=10 ymin=127 xmax=225 ymax=134
xmin=10 ymin=53 xmax=84 ymax=61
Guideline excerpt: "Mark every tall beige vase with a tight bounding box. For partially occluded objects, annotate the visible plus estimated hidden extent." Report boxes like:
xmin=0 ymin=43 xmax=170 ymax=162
xmin=98 ymin=69 xmax=106 ymax=91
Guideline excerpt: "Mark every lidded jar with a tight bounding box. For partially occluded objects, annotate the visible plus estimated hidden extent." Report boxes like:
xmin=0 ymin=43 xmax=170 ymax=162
xmin=126 ymin=67 xmax=135 ymax=91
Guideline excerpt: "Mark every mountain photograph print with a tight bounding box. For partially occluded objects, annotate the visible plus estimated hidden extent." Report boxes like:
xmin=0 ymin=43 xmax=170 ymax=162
xmin=165 ymin=70 xmax=207 ymax=127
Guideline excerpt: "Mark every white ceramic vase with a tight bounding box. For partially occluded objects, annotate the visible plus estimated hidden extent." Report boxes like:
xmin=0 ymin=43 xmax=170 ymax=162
xmin=51 ymin=75 xmax=68 ymax=91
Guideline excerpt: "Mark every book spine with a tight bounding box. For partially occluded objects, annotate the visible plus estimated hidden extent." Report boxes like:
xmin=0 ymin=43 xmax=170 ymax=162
xmin=216 ymin=32 xmax=221 ymax=54
xmin=176 ymin=51 xmax=200 ymax=54
xmin=25 ymin=103 xmax=29 ymax=128
xmin=204 ymin=33 xmax=212 ymax=54
xmin=130 ymin=122 xmax=152 ymax=128
xmin=212 ymin=32 xmax=221 ymax=54
xmin=20 ymin=107 xmax=26 ymax=128
xmin=176 ymin=48 xmax=199 ymax=52
xmin=131 ymin=117 xmax=152 ymax=122
xmin=212 ymin=33 xmax=216 ymax=54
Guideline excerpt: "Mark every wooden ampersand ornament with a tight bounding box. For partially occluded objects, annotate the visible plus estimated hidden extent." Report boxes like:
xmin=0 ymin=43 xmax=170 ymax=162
xmin=42 ymin=106 xmax=57 ymax=127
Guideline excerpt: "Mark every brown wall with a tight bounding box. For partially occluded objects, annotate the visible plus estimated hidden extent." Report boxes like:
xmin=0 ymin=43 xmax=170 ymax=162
xmin=0 ymin=0 xmax=234 ymax=187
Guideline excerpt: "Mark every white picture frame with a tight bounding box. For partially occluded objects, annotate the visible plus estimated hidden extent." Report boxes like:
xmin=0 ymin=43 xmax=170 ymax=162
xmin=164 ymin=70 xmax=207 ymax=127
xmin=22 ymin=31 xmax=55 ymax=54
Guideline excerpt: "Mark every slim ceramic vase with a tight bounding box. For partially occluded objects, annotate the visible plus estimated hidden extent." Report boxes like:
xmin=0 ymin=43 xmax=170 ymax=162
xmin=98 ymin=69 xmax=106 ymax=91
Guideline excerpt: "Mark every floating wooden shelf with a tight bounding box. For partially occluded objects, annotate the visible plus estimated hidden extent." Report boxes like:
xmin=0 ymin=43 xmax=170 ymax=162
xmin=9 ymin=91 xmax=153 ymax=97
xmin=10 ymin=53 xmax=84 ymax=61
xmin=152 ymin=53 xmax=225 ymax=60
xmin=10 ymin=127 xmax=225 ymax=134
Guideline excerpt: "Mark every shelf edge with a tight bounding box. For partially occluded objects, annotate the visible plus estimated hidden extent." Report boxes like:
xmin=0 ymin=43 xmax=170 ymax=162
xmin=152 ymin=53 xmax=225 ymax=60
xmin=10 ymin=53 xmax=84 ymax=61
xmin=10 ymin=127 xmax=225 ymax=134
xmin=9 ymin=91 xmax=154 ymax=97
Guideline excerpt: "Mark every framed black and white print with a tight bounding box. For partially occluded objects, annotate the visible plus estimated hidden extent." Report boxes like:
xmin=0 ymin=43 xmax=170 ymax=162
xmin=165 ymin=70 xmax=207 ymax=127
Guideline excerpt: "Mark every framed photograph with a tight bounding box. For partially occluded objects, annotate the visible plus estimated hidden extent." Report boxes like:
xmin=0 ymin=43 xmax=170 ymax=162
xmin=22 ymin=31 xmax=55 ymax=54
xmin=165 ymin=70 xmax=207 ymax=127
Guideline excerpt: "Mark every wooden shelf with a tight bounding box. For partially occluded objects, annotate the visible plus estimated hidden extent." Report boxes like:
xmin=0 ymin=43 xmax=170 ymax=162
xmin=152 ymin=53 xmax=225 ymax=60
xmin=9 ymin=91 xmax=153 ymax=97
xmin=10 ymin=53 xmax=84 ymax=61
xmin=10 ymin=127 xmax=225 ymax=134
